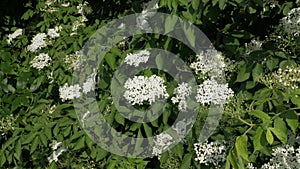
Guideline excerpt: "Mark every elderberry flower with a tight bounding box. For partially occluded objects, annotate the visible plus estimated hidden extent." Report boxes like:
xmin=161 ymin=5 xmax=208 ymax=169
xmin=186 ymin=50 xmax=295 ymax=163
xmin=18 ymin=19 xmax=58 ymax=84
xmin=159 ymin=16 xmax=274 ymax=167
xmin=196 ymin=79 xmax=234 ymax=105
xmin=48 ymin=140 xmax=66 ymax=163
xmin=7 ymin=28 xmax=22 ymax=44
xmin=124 ymin=50 xmax=150 ymax=67
xmin=82 ymin=69 xmax=97 ymax=94
xmin=30 ymin=53 xmax=51 ymax=70
xmin=259 ymin=66 xmax=300 ymax=90
xmin=190 ymin=49 xmax=225 ymax=78
xmin=47 ymin=26 xmax=62 ymax=39
xmin=64 ymin=50 xmax=82 ymax=70
xmin=77 ymin=1 xmax=89 ymax=15
xmin=123 ymin=75 xmax=169 ymax=105
xmin=247 ymin=163 xmax=257 ymax=169
xmin=27 ymin=33 xmax=47 ymax=52
xmin=245 ymin=39 xmax=262 ymax=55
xmin=194 ymin=141 xmax=227 ymax=167
xmin=152 ymin=133 xmax=174 ymax=159
xmin=59 ymin=83 xmax=81 ymax=102
xmin=281 ymin=7 xmax=300 ymax=36
xmin=260 ymin=145 xmax=300 ymax=169
xmin=171 ymin=82 xmax=192 ymax=111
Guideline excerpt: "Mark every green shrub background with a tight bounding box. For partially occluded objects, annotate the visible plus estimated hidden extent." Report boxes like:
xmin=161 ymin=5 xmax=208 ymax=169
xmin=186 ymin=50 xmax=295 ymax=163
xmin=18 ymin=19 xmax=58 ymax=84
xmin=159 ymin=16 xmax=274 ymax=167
xmin=1 ymin=0 xmax=300 ymax=168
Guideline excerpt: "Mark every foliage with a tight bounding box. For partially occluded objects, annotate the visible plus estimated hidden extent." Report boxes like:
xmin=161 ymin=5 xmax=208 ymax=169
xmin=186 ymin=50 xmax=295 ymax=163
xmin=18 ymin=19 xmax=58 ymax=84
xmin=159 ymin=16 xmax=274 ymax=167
xmin=1 ymin=0 xmax=300 ymax=168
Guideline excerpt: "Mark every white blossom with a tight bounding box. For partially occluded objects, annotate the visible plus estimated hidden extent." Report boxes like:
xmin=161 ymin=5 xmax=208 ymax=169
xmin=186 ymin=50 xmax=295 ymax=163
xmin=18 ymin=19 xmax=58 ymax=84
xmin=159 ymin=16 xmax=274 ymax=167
xmin=194 ymin=141 xmax=227 ymax=167
xmin=281 ymin=7 xmax=300 ymax=36
xmin=124 ymin=50 xmax=150 ymax=67
xmin=190 ymin=49 xmax=225 ymax=78
xmin=123 ymin=75 xmax=169 ymax=105
xmin=59 ymin=83 xmax=81 ymax=102
xmin=48 ymin=140 xmax=66 ymax=164
xmin=47 ymin=26 xmax=62 ymax=39
xmin=196 ymin=78 xmax=234 ymax=105
xmin=82 ymin=69 xmax=97 ymax=94
xmin=171 ymin=82 xmax=192 ymax=111
xmin=77 ymin=1 xmax=89 ymax=15
xmin=30 ymin=53 xmax=51 ymax=70
xmin=7 ymin=28 xmax=22 ymax=44
xmin=152 ymin=133 xmax=174 ymax=159
xmin=245 ymin=39 xmax=262 ymax=55
xmin=64 ymin=50 xmax=82 ymax=70
xmin=260 ymin=145 xmax=300 ymax=169
xmin=27 ymin=33 xmax=47 ymax=52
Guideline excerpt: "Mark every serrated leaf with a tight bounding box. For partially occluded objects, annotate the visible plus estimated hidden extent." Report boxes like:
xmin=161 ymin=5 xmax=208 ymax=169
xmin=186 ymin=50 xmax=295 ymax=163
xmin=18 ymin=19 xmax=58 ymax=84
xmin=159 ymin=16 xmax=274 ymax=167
xmin=249 ymin=110 xmax=271 ymax=123
xmin=253 ymin=127 xmax=264 ymax=152
xmin=266 ymin=128 xmax=274 ymax=145
xmin=30 ymin=136 xmax=39 ymax=154
xmin=270 ymin=117 xmax=287 ymax=144
xmin=252 ymin=63 xmax=263 ymax=82
xmin=235 ymin=135 xmax=249 ymax=161
xmin=115 ymin=112 xmax=125 ymax=125
xmin=179 ymin=153 xmax=192 ymax=169
xmin=236 ymin=63 xmax=250 ymax=82
xmin=164 ymin=15 xmax=178 ymax=34
xmin=73 ymin=136 xmax=85 ymax=150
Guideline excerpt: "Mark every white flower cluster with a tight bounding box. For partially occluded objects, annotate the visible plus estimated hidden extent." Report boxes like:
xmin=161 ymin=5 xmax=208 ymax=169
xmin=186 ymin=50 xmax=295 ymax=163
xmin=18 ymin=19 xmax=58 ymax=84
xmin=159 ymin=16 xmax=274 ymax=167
xmin=194 ymin=141 xmax=227 ymax=167
xmin=259 ymin=66 xmax=300 ymax=90
xmin=260 ymin=145 xmax=300 ymax=169
xmin=59 ymin=83 xmax=81 ymax=102
xmin=124 ymin=50 xmax=150 ymax=67
xmin=82 ymin=70 xmax=97 ymax=94
xmin=59 ymin=69 xmax=97 ymax=101
xmin=152 ymin=133 xmax=174 ymax=159
xmin=171 ymin=82 xmax=192 ymax=111
xmin=48 ymin=140 xmax=66 ymax=164
xmin=190 ymin=49 xmax=226 ymax=78
xmin=30 ymin=53 xmax=52 ymax=70
xmin=27 ymin=33 xmax=48 ymax=52
xmin=281 ymin=7 xmax=300 ymax=36
xmin=196 ymin=79 xmax=234 ymax=105
xmin=47 ymin=26 xmax=62 ymax=39
xmin=71 ymin=1 xmax=89 ymax=35
xmin=245 ymin=39 xmax=262 ymax=55
xmin=64 ymin=50 xmax=82 ymax=69
xmin=77 ymin=1 xmax=89 ymax=15
xmin=123 ymin=75 xmax=169 ymax=105
xmin=27 ymin=26 xmax=62 ymax=52
xmin=7 ymin=28 xmax=22 ymax=44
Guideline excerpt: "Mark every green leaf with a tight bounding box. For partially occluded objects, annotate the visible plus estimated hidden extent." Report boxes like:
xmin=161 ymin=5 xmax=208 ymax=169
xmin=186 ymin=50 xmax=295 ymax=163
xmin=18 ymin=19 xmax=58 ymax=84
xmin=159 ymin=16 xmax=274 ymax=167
xmin=115 ymin=112 xmax=125 ymax=125
xmin=270 ymin=117 xmax=287 ymax=144
xmin=248 ymin=110 xmax=271 ymax=123
xmin=143 ymin=123 xmax=152 ymax=137
xmin=14 ymin=140 xmax=21 ymax=161
xmin=30 ymin=136 xmax=39 ymax=154
xmin=191 ymin=0 xmax=200 ymax=10
xmin=164 ymin=15 xmax=178 ymax=34
xmin=156 ymin=53 xmax=164 ymax=70
xmin=183 ymin=23 xmax=195 ymax=48
xmin=252 ymin=63 xmax=263 ymax=82
xmin=105 ymin=53 xmax=116 ymax=70
xmin=235 ymin=135 xmax=249 ymax=161
xmin=253 ymin=127 xmax=264 ymax=152
xmin=236 ymin=63 xmax=250 ymax=82
xmin=266 ymin=128 xmax=274 ymax=145
xmin=179 ymin=154 xmax=192 ymax=169
xmin=73 ymin=136 xmax=85 ymax=150
xmin=266 ymin=57 xmax=279 ymax=71
xmin=219 ymin=0 xmax=227 ymax=10
xmin=0 ymin=150 xmax=6 ymax=167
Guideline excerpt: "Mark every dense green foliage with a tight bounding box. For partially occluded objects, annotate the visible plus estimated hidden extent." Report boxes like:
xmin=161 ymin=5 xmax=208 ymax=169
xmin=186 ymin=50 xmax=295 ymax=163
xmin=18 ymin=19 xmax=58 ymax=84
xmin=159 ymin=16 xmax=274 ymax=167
xmin=1 ymin=0 xmax=300 ymax=168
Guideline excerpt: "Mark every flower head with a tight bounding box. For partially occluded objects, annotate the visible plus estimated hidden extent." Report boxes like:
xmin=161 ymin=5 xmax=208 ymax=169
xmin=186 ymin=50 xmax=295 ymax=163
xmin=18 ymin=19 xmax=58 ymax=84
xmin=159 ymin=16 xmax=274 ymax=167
xmin=124 ymin=50 xmax=150 ymax=67
xmin=30 ymin=53 xmax=51 ymax=70
xmin=123 ymin=75 xmax=169 ymax=105
xmin=7 ymin=29 xmax=22 ymax=44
